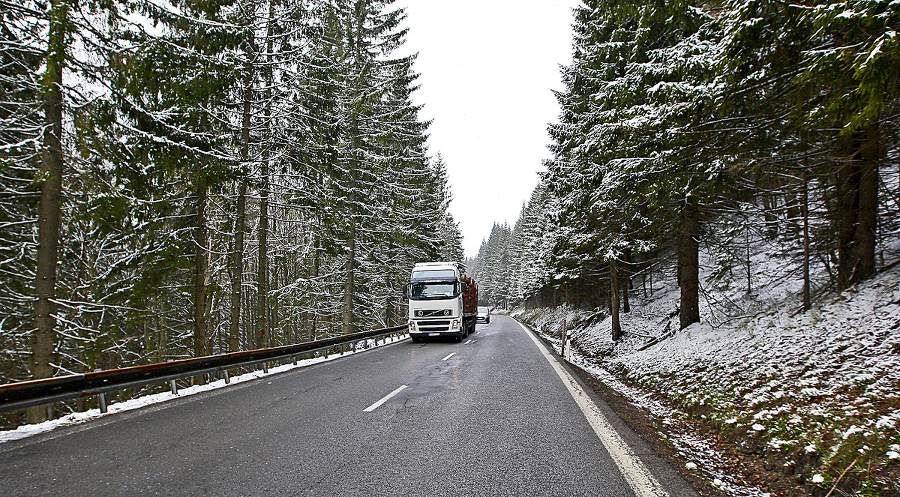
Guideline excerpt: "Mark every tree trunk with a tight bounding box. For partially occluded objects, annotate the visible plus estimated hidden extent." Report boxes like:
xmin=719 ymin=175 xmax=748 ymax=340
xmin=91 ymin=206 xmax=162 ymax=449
xmin=763 ymin=191 xmax=778 ymax=239
xmin=836 ymin=147 xmax=859 ymax=290
xmin=192 ymin=176 xmax=209 ymax=385
xmin=855 ymin=129 xmax=879 ymax=282
xmin=312 ymin=232 xmax=320 ymax=340
xmin=29 ymin=0 xmax=68 ymax=423
xmin=229 ymin=62 xmax=253 ymax=353
xmin=257 ymin=159 xmax=269 ymax=348
xmin=342 ymin=225 xmax=356 ymax=335
xmin=621 ymin=248 xmax=631 ymax=313
xmin=193 ymin=180 xmax=209 ymax=358
xmin=256 ymin=4 xmax=274 ymax=349
xmin=837 ymin=128 xmax=881 ymax=289
xmin=610 ymin=259 xmax=622 ymax=341
xmin=802 ymin=168 xmax=811 ymax=311
xmin=229 ymin=177 xmax=247 ymax=353
xmin=679 ymin=194 xmax=700 ymax=329
xmin=745 ymin=223 xmax=751 ymax=294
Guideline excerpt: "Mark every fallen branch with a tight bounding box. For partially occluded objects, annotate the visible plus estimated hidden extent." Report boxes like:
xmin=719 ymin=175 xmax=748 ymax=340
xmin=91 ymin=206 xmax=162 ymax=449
xmin=824 ymin=458 xmax=857 ymax=497
xmin=637 ymin=322 xmax=674 ymax=351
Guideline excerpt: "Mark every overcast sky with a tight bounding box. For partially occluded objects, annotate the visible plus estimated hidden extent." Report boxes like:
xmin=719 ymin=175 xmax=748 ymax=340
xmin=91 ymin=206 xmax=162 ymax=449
xmin=394 ymin=1 xmax=581 ymax=258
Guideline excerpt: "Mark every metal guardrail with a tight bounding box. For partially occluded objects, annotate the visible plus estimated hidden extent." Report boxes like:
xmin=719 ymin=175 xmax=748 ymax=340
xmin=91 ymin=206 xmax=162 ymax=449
xmin=0 ymin=324 xmax=408 ymax=415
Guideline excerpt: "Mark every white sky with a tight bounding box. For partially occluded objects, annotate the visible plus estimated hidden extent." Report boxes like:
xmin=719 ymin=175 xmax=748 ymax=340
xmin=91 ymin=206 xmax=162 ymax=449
xmin=394 ymin=1 xmax=580 ymax=257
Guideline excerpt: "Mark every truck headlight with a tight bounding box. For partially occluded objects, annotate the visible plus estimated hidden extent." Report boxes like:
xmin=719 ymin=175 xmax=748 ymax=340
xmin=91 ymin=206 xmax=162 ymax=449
xmin=451 ymin=319 xmax=460 ymax=330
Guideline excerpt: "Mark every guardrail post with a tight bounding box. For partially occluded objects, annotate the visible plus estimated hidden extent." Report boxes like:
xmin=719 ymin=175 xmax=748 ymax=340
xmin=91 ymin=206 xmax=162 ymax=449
xmin=262 ymin=362 xmax=268 ymax=373
xmin=98 ymin=393 xmax=107 ymax=414
xmin=293 ymin=356 xmax=297 ymax=366
xmin=224 ymin=370 xmax=230 ymax=384
xmin=169 ymin=380 xmax=178 ymax=395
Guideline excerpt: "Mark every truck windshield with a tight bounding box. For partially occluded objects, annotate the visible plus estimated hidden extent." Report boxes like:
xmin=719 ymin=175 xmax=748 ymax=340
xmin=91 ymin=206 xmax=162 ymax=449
xmin=410 ymin=282 xmax=457 ymax=300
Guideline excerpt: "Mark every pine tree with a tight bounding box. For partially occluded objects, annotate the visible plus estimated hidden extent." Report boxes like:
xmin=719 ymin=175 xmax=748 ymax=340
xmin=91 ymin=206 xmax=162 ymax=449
xmin=795 ymin=0 xmax=899 ymax=288
xmin=0 ymin=1 xmax=44 ymax=387
xmin=543 ymin=0 xmax=724 ymax=331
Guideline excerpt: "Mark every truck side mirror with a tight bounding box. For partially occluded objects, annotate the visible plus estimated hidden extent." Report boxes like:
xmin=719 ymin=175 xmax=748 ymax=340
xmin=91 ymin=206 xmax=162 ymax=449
xmin=459 ymin=281 xmax=467 ymax=295
xmin=403 ymin=283 xmax=410 ymax=299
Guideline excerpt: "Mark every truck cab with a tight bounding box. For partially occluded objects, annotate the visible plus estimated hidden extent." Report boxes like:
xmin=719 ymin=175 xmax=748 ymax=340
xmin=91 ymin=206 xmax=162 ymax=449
xmin=407 ymin=262 xmax=477 ymax=342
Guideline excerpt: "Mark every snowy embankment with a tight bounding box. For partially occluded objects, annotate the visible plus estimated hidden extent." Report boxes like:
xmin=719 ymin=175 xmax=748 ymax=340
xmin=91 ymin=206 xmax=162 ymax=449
xmin=516 ymin=248 xmax=900 ymax=496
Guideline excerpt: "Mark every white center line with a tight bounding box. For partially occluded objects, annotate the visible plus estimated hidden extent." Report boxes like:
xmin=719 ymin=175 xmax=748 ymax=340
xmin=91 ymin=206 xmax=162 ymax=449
xmin=363 ymin=385 xmax=407 ymax=412
xmin=441 ymin=352 xmax=455 ymax=361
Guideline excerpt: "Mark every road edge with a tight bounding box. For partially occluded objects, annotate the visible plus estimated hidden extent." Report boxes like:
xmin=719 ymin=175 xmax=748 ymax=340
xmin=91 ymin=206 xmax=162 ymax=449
xmin=515 ymin=317 xmax=701 ymax=497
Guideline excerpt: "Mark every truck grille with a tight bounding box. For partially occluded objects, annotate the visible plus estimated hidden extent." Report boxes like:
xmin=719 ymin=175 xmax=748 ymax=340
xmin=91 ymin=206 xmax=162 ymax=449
xmin=417 ymin=309 xmax=451 ymax=317
xmin=416 ymin=320 xmax=451 ymax=332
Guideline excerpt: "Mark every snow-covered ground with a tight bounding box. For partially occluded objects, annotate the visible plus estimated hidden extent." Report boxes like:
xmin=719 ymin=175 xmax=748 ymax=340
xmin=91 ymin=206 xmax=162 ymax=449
xmin=516 ymin=240 xmax=900 ymax=496
xmin=0 ymin=335 xmax=407 ymax=444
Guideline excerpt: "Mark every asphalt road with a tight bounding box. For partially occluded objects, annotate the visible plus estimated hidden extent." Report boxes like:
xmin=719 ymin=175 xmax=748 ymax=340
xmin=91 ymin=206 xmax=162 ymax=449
xmin=0 ymin=315 xmax=698 ymax=496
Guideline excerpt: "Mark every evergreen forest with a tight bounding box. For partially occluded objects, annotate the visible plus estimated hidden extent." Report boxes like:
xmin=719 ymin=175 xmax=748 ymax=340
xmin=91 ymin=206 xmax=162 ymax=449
xmin=471 ymin=0 xmax=900 ymax=341
xmin=1 ymin=0 xmax=464 ymax=422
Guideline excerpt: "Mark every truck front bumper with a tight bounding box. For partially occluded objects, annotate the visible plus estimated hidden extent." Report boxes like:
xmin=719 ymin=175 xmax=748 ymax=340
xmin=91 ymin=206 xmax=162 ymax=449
xmin=409 ymin=318 xmax=462 ymax=337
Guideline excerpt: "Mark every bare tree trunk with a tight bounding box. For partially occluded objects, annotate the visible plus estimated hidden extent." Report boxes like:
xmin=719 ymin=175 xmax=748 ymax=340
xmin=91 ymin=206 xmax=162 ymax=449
xmin=270 ymin=213 xmax=279 ymax=344
xmin=837 ymin=140 xmax=859 ymax=290
xmin=29 ymin=0 xmax=68 ymax=423
xmin=193 ymin=177 xmax=209 ymax=384
xmin=194 ymin=182 xmax=209 ymax=351
xmin=257 ymin=160 xmax=269 ymax=348
xmin=230 ymin=176 xmax=247 ymax=352
xmin=229 ymin=64 xmax=253 ymax=353
xmin=610 ymin=259 xmax=622 ymax=341
xmin=837 ymin=127 xmax=880 ymax=289
xmin=679 ymin=194 xmax=700 ymax=329
xmin=621 ymin=248 xmax=631 ymax=313
xmin=312 ymin=233 xmax=320 ymax=340
xmin=802 ymin=167 xmax=811 ymax=311
xmin=745 ymin=223 xmax=751 ymax=294
xmin=342 ymin=225 xmax=355 ymax=335
xmin=256 ymin=3 xmax=274 ymax=349
xmin=855 ymin=128 xmax=879 ymax=281
xmin=763 ymin=190 xmax=778 ymax=239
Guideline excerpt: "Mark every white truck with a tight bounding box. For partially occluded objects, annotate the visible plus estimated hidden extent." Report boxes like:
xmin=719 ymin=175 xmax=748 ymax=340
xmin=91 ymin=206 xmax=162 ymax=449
xmin=406 ymin=262 xmax=478 ymax=342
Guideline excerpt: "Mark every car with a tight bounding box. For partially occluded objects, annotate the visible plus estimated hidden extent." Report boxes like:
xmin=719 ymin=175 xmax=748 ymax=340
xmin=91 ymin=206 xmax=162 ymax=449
xmin=476 ymin=306 xmax=491 ymax=324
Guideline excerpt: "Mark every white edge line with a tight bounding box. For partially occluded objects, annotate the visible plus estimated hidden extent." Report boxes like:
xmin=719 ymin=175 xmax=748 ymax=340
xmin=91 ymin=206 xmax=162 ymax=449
xmin=363 ymin=385 xmax=407 ymax=412
xmin=441 ymin=352 xmax=455 ymax=361
xmin=516 ymin=320 xmax=670 ymax=497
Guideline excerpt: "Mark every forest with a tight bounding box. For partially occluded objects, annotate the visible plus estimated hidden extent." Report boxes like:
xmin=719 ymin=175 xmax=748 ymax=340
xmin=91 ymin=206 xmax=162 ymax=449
xmin=1 ymin=0 xmax=464 ymax=422
xmin=471 ymin=0 xmax=900 ymax=340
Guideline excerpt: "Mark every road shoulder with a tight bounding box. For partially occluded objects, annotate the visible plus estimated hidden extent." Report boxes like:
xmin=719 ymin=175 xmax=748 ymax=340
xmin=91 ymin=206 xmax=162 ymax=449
xmin=516 ymin=317 xmax=711 ymax=497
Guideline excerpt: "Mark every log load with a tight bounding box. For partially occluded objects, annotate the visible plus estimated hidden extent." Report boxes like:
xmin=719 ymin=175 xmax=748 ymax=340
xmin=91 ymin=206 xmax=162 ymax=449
xmin=461 ymin=276 xmax=478 ymax=315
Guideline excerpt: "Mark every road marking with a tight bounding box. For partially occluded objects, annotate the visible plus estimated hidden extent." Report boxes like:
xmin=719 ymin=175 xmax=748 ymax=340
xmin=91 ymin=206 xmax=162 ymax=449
xmin=465 ymin=340 xmax=472 ymax=344
xmin=517 ymin=320 xmax=670 ymax=497
xmin=441 ymin=352 xmax=455 ymax=361
xmin=363 ymin=385 xmax=407 ymax=412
